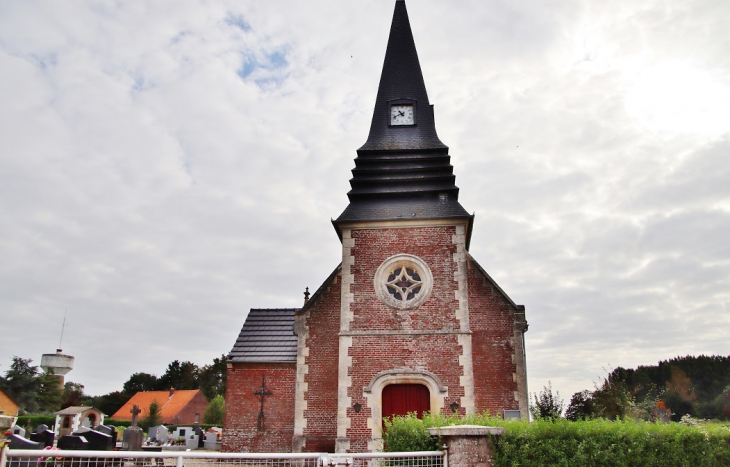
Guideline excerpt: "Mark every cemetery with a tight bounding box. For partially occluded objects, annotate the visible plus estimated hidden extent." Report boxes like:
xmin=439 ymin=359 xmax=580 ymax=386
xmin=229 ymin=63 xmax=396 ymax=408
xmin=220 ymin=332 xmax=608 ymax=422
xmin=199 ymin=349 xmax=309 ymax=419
xmin=1 ymin=405 xmax=223 ymax=456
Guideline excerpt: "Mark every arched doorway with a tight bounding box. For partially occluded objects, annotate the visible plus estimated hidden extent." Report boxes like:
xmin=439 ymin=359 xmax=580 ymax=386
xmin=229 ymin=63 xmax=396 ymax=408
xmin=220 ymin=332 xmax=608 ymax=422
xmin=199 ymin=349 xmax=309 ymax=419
xmin=382 ymin=383 xmax=430 ymax=427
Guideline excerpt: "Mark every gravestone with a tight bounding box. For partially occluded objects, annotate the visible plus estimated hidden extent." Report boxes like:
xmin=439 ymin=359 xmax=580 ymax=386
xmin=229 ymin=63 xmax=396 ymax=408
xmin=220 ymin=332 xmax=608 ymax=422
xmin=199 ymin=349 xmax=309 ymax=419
xmin=122 ymin=404 xmax=143 ymax=451
xmin=192 ymin=425 xmax=205 ymax=448
xmin=29 ymin=426 xmax=55 ymax=448
xmin=171 ymin=427 xmax=192 ymax=439
xmin=94 ymin=424 xmax=118 ymax=445
xmin=7 ymin=435 xmax=41 ymax=467
xmin=57 ymin=434 xmax=89 ymax=450
xmin=148 ymin=425 xmax=168 ymax=444
xmin=73 ymin=428 xmax=113 ymax=451
xmin=203 ymin=432 xmax=221 ymax=451
xmin=185 ymin=433 xmax=199 ymax=450
xmin=8 ymin=433 xmax=43 ymax=450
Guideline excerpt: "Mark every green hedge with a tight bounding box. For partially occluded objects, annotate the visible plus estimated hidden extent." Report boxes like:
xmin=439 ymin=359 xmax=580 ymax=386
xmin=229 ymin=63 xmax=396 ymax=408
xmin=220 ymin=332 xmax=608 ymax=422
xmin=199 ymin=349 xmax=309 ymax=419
xmin=493 ymin=418 xmax=730 ymax=467
xmin=15 ymin=415 xmax=56 ymax=430
xmin=384 ymin=414 xmax=730 ymax=467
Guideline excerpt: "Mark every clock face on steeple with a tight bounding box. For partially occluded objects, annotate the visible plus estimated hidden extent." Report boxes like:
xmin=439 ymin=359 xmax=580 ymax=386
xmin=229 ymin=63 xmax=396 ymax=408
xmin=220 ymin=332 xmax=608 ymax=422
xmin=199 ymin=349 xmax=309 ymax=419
xmin=390 ymin=104 xmax=414 ymax=125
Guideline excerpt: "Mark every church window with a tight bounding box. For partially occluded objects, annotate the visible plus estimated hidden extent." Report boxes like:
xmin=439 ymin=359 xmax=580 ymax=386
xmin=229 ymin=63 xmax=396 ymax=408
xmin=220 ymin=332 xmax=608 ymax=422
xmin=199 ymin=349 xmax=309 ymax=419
xmin=374 ymin=254 xmax=433 ymax=309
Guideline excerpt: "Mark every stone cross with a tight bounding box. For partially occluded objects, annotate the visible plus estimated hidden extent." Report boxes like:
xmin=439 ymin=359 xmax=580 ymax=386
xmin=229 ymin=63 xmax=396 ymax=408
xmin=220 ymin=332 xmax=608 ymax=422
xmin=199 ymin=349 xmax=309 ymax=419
xmin=254 ymin=377 xmax=272 ymax=431
xmin=130 ymin=404 xmax=141 ymax=427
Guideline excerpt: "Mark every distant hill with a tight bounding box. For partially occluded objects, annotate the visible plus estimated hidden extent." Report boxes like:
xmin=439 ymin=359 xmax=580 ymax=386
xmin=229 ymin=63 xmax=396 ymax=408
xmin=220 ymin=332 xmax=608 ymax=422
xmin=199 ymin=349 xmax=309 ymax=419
xmin=608 ymin=355 xmax=730 ymax=420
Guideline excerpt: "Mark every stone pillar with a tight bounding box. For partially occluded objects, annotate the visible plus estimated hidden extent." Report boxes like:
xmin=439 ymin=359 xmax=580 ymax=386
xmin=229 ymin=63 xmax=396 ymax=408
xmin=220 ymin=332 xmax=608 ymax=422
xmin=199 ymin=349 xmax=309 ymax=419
xmin=123 ymin=426 xmax=144 ymax=451
xmin=427 ymin=425 xmax=504 ymax=467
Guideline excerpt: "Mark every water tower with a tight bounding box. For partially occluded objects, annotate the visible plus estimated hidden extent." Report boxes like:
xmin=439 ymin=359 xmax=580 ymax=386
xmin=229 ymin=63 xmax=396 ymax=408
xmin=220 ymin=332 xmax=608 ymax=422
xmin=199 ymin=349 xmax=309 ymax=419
xmin=41 ymin=349 xmax=74 ymax=388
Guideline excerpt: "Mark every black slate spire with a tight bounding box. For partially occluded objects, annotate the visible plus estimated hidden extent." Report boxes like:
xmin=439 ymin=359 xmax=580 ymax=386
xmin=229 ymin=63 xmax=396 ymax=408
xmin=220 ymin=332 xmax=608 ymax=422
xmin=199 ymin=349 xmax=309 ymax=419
xmin=334 ymin=0 xmax=471 ymax=234
xmin=359 ymin=0 xmax=445 ymax=151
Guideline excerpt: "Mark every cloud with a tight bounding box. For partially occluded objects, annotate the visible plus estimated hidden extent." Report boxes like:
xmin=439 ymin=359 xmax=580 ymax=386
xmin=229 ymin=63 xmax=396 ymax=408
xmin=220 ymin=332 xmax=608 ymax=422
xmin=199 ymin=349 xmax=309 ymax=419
xmin=0 ymin=0 xmax=728 ymax=405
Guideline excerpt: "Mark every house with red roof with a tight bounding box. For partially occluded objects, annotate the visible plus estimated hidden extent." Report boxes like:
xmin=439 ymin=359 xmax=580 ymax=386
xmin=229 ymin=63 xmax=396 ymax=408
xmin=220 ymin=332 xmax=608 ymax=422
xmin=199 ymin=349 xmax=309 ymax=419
xmin=112 ymin=388 xmax=208 ymax=426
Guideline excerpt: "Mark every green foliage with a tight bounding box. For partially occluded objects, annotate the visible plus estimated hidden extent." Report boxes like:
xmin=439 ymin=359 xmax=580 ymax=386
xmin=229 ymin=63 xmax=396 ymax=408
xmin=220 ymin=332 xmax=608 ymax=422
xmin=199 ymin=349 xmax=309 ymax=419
xmin=16 ymin=415 xmax=57 ymax=430
xmin=382 ymin=413 xmax=730 ymax=466
xmin=141 ymin=400 xmax=162 ymax=430
xmin=1 ymin=356 xmax=42 ymax=413
xmin=530 ymin=381 xmax=564 ymax=420
xmin=199 ymin=355 xmax=227 ymax=400
xmin=492 ymin=418 xmax=730 ymax=467
xmin=604 ymin=356 xmax=730 ymax=420
xmin=382 ymin=413 xmax=441 ymax=452
xmin=61 ymin=381 xmax=86 ymax=408
xmin=565 ymin=390 xmax=595 ymax=421
xmin=158 ymin=360 xmax=200 ymax=391
xmin=0 ymin=356 xmax=63 ymax=413
xmin=104 ymin=418 xmax=132 ymax=428
xmin=203 ymin=394 xmax=225 ymax=425
xmin=123 ymin=372 xmax=160 ymax=394
xmin=87 ymin=391 xmax=131 ymax=416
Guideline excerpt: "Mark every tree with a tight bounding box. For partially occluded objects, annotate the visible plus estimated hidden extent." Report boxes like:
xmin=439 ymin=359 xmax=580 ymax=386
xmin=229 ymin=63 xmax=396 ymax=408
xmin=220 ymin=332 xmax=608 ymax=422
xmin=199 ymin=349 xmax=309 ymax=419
xmin=89 ymin=391 xmax=131 ymax=416
xmin=123 ymin=372 xmax=159 ymax=395
xmin=592 ymin=373 xmax=633 ymax=420
xmin=530 ymin=381 xmax=564 ymax=420
xmin=203 ymin=394 xmax=225 ymax=425
xmin=565 ymin=390 xmax=595 ymax=421
xmin=61 ymin=381 xmax=86 ymax=408
xmin=1 ymin=356 xmax=41 ymax=413
xmin=36 ymin=371 xmax=63 ymax=412
xmin=158 ymin=360 xmax=199 ymax=391
xmin=199 ymin=355 xmax=227 ymax=400
xmin=142 ymin=400 xmax=162 ymax=430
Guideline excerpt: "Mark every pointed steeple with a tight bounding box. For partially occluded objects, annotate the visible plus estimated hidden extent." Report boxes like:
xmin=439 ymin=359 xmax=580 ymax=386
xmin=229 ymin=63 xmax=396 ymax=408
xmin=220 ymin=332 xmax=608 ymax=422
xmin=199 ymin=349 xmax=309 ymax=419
xmin=334 ymin=0 xmax=472 ymax=237
xmin=359 ymin=0 xmax=445 ymax=151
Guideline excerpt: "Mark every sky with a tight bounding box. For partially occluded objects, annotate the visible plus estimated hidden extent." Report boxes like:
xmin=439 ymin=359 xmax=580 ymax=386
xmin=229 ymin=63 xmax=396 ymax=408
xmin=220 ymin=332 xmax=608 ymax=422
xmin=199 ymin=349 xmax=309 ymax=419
xmin=1 ymin=0 xmax=729 ymax=406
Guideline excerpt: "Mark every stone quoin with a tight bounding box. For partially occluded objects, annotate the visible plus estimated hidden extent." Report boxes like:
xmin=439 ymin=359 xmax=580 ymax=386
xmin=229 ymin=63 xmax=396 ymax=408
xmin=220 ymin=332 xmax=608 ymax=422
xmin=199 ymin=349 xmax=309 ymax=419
xmin=224 ymin=0 xmax=529 ymax=453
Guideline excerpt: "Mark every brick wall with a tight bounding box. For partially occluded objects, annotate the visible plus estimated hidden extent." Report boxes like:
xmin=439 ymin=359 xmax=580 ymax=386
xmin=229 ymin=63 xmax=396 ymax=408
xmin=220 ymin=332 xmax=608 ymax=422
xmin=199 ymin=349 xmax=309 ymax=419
xmin=467 ymin=258 xmax=521 ymax=414
xmin=343 ymin=226 xmax=468 ymax=450
xmin=223 ymin=363 xmax=296 ymax=452
xmin=170 ymin=390 xmax=209 ymax=426
xmin=300 ymin=273 xmax=341 ymax=453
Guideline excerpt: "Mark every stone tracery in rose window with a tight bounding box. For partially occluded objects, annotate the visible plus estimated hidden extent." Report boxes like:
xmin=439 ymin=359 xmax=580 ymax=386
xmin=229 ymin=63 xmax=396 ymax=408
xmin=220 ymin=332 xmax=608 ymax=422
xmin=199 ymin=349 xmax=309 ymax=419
xmin=385 ymin=266 xmax=423 ymax=302
xmin=374 ymin=254 xmax=433 ymax=310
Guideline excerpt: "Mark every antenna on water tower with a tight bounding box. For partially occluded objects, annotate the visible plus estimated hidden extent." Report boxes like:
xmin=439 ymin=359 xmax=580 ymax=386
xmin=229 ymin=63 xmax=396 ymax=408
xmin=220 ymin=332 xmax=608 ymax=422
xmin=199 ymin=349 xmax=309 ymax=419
xmin=41 ymin=310 xmax=74 ymax=389
xmin=58 ymin=309 xmax=67 ymax=350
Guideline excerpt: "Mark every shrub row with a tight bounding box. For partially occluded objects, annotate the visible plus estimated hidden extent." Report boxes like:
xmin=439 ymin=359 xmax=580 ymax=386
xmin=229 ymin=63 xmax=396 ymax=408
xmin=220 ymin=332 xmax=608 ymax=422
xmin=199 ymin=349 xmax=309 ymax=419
xmin=384 ymin=413 xmax=730 ymax=467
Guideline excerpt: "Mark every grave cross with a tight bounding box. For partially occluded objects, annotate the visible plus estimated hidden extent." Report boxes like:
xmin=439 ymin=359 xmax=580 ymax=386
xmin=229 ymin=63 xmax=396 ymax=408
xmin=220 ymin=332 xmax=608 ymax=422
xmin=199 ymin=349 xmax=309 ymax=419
xmin=130 ymin=404 xmax=141 ymax=427
xmin=254 ymin=376 xmax=272 ymax=431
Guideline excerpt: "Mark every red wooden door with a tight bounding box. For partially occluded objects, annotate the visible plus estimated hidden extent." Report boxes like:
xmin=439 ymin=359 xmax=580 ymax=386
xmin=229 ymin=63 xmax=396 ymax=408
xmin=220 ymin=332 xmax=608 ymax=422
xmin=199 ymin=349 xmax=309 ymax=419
xmin=382 ymin=384 xmax=430 ymax=423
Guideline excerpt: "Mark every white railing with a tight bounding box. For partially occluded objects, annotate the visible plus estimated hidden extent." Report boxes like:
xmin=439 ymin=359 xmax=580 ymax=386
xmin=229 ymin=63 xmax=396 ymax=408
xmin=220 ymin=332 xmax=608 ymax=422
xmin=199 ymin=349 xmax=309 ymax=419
xmin=1 ymin=449 xmax=445 ymax=467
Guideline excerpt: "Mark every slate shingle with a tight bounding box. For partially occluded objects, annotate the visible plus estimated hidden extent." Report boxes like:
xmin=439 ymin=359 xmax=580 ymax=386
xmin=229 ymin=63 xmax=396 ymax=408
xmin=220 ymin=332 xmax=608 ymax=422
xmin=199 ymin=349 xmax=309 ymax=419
xmin=228 ymin=308 xmax=298 ymax=363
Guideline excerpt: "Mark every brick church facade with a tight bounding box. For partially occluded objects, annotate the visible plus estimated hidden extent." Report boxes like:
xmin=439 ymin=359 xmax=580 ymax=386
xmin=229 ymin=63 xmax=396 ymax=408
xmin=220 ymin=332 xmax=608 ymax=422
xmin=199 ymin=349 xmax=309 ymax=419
xmin=223 ymin=0 xmax=528 ymax=453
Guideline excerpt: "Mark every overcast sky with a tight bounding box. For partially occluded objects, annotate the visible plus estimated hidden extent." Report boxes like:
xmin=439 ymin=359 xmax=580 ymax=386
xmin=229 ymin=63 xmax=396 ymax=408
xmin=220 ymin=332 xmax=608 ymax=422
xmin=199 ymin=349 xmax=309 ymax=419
xmin=1 ymin=0 xmax=729 ymax=406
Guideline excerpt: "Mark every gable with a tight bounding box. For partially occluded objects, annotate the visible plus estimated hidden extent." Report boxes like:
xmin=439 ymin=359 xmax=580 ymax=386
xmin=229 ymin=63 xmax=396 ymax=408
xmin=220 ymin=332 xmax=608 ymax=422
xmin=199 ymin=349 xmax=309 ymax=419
xmin=467 ymin=252 xmax=523 ymax=311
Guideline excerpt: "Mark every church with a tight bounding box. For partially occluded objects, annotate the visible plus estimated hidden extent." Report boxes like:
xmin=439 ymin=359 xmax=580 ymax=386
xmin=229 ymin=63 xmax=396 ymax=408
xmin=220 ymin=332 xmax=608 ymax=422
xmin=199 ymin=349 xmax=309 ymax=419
xmin=223 ymin=0 xmax=528 ymax=453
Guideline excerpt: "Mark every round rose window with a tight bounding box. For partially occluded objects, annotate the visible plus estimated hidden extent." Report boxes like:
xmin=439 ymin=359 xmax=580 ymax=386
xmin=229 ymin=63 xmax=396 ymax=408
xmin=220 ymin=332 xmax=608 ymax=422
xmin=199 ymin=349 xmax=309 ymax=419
xmin=374 ymin=254 xmax=433 ymax=309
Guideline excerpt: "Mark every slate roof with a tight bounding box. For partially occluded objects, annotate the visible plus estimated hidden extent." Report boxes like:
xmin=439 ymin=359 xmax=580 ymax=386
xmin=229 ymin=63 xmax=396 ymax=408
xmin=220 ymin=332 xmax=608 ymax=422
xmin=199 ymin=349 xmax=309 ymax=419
xmin=228 ymin=308 xmax=299 ymax=363
xmin=335 ymin=1 xmax=472 ymax=232
xmin=359 ymin=1 xmax=445 ymax=152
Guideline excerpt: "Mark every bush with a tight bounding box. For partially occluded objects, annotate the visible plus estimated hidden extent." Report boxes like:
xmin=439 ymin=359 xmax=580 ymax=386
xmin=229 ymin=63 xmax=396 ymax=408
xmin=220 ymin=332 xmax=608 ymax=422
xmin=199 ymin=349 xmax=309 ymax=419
xmin=16 ymin=415 xmax=56 ymax=430
xmin=382 ymin=413 xmax=730 ymax=466
xmin=493 ymin=418 xmax=730 ymax=467
xmin=382 ymin=413 xmax=441 ymax=452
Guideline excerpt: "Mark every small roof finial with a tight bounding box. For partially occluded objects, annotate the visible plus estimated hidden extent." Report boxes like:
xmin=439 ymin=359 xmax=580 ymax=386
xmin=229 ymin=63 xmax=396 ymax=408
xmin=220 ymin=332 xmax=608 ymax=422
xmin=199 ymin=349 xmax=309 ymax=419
xmin=303 ymin=287 xmax=310 ymax=303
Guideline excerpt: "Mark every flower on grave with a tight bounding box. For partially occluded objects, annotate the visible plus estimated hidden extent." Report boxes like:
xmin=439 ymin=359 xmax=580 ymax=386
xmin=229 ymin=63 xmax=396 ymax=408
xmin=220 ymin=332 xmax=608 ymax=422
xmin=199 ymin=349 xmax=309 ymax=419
xmin=38 ymin=446 xmax=62 ymax=464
